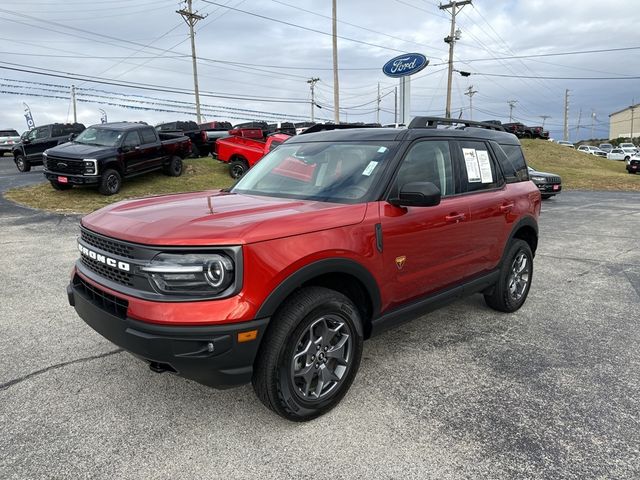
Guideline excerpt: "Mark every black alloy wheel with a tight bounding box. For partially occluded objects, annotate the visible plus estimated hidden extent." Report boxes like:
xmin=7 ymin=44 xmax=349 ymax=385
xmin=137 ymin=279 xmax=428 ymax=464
xmin=99 ymin=169 xmax=122 ymax=195
xmin=484 ymin=239 xmax=533 ymax=312
xmin=229 ymin=158 xmax=248 ymax=179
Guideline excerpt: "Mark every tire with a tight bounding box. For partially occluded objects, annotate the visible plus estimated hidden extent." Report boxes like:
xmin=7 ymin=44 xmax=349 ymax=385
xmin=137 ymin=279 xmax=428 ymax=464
xmin=484 ymin=239 xmax=533 ymax=313
xmin=191 ymin=144 xmax=201 ymax=158
xmin=99 ymin=169 xmax=122 ymax=195
xmin=229 ymin=158 xmax=249 ymax=179
xmin=252 ymin=286 xmax=364 ymax=421
xmin=15 ymin=155 xmax=30 ymax=172
xmin=625 ymin=156 xmax=630 ymax=161
xmin=163 ymin=156 xmax=183 ymax=177
xmin=49 ymin=180 xmax=72 ymax=191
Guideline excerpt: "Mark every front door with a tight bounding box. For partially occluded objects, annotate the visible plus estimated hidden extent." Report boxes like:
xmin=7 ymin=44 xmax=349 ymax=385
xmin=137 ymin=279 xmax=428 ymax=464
xmin=380 ymin=139 xmax=472 ymax=309
xmin=25 ymin=126 xmax=51 ymax=161
xmin=121 ymin=131 xmax=145 ymax=174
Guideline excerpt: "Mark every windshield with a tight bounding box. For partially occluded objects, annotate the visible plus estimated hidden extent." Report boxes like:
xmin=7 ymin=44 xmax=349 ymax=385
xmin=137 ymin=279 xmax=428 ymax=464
xmin=231 ymin=141 xmax=394 ymax=203
xmin=74 ymin=127 xmax=123 ymax=147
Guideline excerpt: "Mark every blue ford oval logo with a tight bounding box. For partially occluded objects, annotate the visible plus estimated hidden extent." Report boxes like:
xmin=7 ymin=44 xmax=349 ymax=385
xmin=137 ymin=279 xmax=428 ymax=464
xmin=382 ymin=53 xmax=429 ymax=78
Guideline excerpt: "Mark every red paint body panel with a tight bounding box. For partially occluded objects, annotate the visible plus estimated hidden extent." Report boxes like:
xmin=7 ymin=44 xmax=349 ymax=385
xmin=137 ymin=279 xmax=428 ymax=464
xmin=216 ymin=133 xmax=290 ymax=166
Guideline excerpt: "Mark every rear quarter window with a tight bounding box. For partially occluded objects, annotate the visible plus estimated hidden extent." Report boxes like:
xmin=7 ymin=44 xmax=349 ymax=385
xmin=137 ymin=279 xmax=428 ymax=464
xmin=495 ymin=143 xmax=529 ymax=182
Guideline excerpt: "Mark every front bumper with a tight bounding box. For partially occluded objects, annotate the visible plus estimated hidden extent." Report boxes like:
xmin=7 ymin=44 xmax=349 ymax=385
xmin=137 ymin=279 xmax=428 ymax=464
xmin=44 ymin=171 xmax=100 ymax=185
xmin=68 ymin=274 xmax=269 ymax=389
xmin=533 ymin=182 xmax=562 ymax=195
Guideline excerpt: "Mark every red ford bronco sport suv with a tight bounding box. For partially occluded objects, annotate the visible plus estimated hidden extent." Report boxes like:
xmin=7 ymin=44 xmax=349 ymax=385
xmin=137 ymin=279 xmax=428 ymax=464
xmin=67 ymin=117 xmax=541 ymax=421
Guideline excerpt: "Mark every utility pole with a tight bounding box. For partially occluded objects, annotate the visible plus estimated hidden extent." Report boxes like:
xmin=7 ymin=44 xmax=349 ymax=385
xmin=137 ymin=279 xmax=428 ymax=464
xmin=307 ymin=77 xmax=320 ymax=122
xmin=177 ymin=0 xmax=205 ymax=123
xmin=563 ymin=89 xmax=570 ymax=141
xmin=590 ymin=110 xmax=595 ymax=139
xmin=439 ymin=0 xmax=471 ymax=118
xmin=539 ymin=115 xmax=550 ymax=128
xmin=331 ymin=0 xmax=340 ymax=123
xmin=71 ymin=84 xmax=77 ymax=123
xmin=630 ymin=100 xmax=636 ymax=140
xmin=507 ymin=99 xmax=517 ymax=122
xmin=464 ymin=85 xmax=477 ymax=120
xmin=576 ymin=108 xmax=582 ymax=137
xmin=376 ymin=83 xmax=381 ymax=123
xmin=394 ymin=86 xmax=398 ymax=124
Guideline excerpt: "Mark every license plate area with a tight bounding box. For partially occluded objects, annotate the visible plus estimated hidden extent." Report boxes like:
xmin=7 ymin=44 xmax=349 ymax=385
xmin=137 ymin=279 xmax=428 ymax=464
xmin=58 ymin=176 xmax=68 ymax=183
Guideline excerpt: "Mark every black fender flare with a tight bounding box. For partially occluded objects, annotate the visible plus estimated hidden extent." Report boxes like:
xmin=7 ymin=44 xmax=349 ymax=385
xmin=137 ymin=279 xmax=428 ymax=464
xmin=255 ymin=258 xmax=382 ymax=320
xmin=504 ymin=215 xmax=538 ymax=258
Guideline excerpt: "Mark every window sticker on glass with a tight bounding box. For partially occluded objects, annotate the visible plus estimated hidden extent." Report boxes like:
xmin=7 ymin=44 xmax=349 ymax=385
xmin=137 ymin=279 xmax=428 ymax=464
xmin=475 ymin=150 xmax=493 ymax=183
xmin=377 ymin=146 xmax=388 ymax=153
xmin=362 ymin=161 xmax=378 ymax=176
xmin=462 ymin=148 xmax=481 ymax=182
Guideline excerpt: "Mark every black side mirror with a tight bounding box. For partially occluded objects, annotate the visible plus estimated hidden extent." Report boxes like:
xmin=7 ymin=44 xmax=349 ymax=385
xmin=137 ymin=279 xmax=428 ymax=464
xmin=68 ymin=133 xmax=78 ymax=141
xmin=389 ymin=182 xmax=441 ymax=207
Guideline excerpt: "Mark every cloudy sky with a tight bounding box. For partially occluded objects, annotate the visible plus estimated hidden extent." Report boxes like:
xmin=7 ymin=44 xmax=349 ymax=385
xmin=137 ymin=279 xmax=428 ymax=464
xmin=1 ymin=0 xmax=638 ymax=141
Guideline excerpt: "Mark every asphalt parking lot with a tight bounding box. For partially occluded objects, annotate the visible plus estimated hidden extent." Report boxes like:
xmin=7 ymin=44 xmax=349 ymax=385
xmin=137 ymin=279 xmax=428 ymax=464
xmin=1 ymin=162 xmax=639 ymax=479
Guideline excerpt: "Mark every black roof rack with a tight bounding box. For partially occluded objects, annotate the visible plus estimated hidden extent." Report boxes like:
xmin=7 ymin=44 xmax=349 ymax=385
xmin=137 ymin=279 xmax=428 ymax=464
xmin=299 ymin=123 xmax=381 ymax=135
xmin=408 ymin=117 xmax=505 ymax=132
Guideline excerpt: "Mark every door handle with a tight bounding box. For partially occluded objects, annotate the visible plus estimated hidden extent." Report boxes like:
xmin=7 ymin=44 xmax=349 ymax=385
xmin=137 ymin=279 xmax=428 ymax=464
xmin=500 ymin=203 xmax=514 ymax=213
xmin=445 ymin=213 xmax=466 ymax=223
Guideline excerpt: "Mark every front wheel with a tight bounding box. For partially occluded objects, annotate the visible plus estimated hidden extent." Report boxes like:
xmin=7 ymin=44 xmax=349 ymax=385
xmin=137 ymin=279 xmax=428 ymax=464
xmin=541 ymin=194 xmax=553 ymax=200
xmin=15 ymin=155 xmax=30 ymax=172
xmin=252 ymin=286 xmax=364 ymax=421
xmin=484 ymin=239 xmax=533 ymax=312
xmin=99 ymin=169 xmax=122 ymax=195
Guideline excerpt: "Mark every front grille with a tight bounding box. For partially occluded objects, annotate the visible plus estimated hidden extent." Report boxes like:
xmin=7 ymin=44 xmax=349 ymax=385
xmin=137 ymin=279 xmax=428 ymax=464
xmin=547 ymin=176 xmax=561 ymax=184
xmin=81 ymin=256 xmax=133 ymax=287
xmin=81 ymin=229 xmax=134 ymax=259
xmin=46 ymin=155 xmax=84 ymax=174
xmin=73 ymin=274 xmax=128 ymax=319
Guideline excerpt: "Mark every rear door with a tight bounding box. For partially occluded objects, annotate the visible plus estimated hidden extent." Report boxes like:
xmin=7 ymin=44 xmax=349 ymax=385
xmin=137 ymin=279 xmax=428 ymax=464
xmin=453 ymin=139 xmax=509 ymax=276
xmin=380 ymin=139 xmax=472 ymax=308
xmin=121 ymin=130 xmax=144 ymax=174
xmin=138 ymin=127 xmax=164 ymax=170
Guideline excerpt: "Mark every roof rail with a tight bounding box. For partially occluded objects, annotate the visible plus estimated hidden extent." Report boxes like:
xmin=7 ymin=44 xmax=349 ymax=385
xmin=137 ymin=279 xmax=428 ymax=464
xmin=408 ymin=117 xmax=505 ymax=131
xmin=299 ymin=123 xmax=381 ymax=135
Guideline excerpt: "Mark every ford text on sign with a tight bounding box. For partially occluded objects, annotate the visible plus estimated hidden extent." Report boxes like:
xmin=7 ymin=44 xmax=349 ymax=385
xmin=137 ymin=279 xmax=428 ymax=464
xmin=382 ymin=53 xmax=428 ymax=78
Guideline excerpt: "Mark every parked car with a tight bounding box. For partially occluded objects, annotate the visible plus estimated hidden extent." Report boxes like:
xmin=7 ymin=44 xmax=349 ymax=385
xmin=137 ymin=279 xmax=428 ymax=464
xmin=0 ymin=129 xmax=21 ymax=157
xmin=42 ymin=122 xmax=191 ymax=195
xmin=156 ymin=121 xmax=210 ymax=157
xmin=528 ymin=166 xmax=562 ymax=199
xmin=557 ymin=140 xmax=574 ymax=148
xmin=502 ymin=122 xmax=527 ymax=138
xmin=66 ymin=116 xmax=540 ymax=421
xmin=627 ymin=153 xmax=640 ymax=174
xmin=216 ymin=128 xmax=291 ymax=178
xmin=618 ymin=142 xmax=638 ymax=151
xmin=527 ymin=126 xmax=549 ymax=139
xmin=199 ymin=121 xmax=232 ymax=157
xmin=577 ymin=145 xmax=607 ymax=157
xmin=607 ymin=148 xmax=628 ymax=161
xmin=598 ymin=143 xmax=613 ymax=153
xmin=11 ymin=123 xmax=85 ymax=172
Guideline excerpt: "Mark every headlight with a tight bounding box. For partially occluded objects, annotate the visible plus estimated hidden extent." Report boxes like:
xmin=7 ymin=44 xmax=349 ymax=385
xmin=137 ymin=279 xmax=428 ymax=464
xmin=140 ymin=253 xmax=234 ymax=296
xmin=83 ymin=158 xmax=98 ymax=175
xmin=530 ymin=176 xmax=545 ymax=182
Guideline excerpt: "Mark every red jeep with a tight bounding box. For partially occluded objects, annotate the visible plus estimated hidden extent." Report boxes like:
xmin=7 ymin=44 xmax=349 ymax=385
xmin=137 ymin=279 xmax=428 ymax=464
xmin=68 ymin=117 xmax=541 ymax=421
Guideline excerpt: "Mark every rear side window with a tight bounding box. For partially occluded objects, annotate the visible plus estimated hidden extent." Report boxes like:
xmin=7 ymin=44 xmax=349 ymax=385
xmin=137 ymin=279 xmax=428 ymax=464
xmin=497 ymin=144 xmax=529 ymax=182
xmin=122 ymin=131 xmax=141 ymax=147
xmin=139 ymin=128 xmax=158 ymax=144
xmin=457 ymin=140 xmax=503 ymax=193
xmin=51 ymin=125 xmax=63 ymax=136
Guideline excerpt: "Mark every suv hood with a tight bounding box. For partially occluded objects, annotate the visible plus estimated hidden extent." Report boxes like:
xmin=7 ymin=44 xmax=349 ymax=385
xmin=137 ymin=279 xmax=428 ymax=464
xmin=82 ymin=190 xmax=368 ymax=245
xmin=47 ymin=142 xmax=116 ymax=159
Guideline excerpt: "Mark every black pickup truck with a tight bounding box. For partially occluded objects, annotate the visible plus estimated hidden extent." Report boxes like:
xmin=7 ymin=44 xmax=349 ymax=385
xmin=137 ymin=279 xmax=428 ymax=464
xmin=43 ymin=122 xmax=191 ymax=195
xmin=156 ymin=121 xmax=210 ymax=157
xmin=12 ymin=123 xmax=85 ymax=172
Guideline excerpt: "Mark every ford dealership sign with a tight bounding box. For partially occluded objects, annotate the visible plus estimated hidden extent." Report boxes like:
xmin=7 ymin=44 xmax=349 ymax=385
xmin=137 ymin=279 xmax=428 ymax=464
xmin=382 ymin=53 xmax=429 ymax=78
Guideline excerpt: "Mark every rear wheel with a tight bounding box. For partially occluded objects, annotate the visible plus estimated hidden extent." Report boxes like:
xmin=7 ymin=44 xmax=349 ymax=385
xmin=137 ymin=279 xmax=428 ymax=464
xmin=252 ymin=286 xmax=364 ymax=421
xmin=191 ymin=144 xmax=201 ymax=158
xmin=163 ymin=156 xmax=183 ymax=177
xmin=485 ymin=239 xmax=533 ymax=313
xmin=49 ymin=180 xmax=73 ymax=191
xmin=99 ymin=169 xmax=122 ymax=195
xmin=229 ymin=158 xmax=249 ymax=179
xmin=15 ymin=155 xmax=30 ymax=172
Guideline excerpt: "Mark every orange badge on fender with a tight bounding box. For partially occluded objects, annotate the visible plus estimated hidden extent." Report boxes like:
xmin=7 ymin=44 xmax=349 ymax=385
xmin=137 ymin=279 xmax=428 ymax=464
xmin=395 ymin=255 xmax=406 ymax=269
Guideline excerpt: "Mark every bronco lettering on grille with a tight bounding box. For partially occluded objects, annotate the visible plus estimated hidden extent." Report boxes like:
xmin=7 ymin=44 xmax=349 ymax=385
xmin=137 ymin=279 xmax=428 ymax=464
xmin=78 ymin=242 xmax=131 ymax=272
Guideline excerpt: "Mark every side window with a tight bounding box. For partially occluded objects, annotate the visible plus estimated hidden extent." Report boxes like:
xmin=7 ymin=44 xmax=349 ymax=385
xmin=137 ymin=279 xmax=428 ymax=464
xmin=51 ymin=125 xmax=63 ymax=136
xmin=139 ymin=128 xmax=158 ymax=144
xmin=393 ymin=140 xmax=454 ymax=197
xmin=34 ymin=127 xmax=49 ymax=140
xmin=122 ymin=131 xmax=141 ymax=147
xmin=457 ymin=140 xmax=503 ymax=193
xmin=494 ymin=143 xmax=528 ymax=182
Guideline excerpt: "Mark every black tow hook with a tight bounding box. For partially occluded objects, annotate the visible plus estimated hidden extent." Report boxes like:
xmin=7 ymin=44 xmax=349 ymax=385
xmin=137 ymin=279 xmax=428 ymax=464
xmin=148 ymin=361 xmax=175 ymax=374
